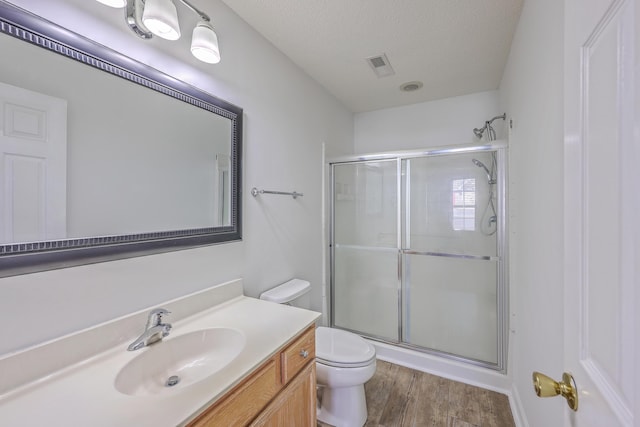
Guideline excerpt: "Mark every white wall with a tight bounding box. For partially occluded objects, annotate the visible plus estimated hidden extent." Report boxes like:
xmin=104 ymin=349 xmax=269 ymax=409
xmin=354 ymin=90 xmax=501 ymax=153
xmin=0 ymin=0 xmax=353 ymax=355
xmin=498 ymin=0 xmax=565 ymax=425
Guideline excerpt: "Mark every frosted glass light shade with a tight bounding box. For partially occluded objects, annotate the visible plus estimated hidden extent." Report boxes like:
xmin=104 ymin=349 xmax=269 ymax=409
xmin=95 ymin=0 xmax=126 ymax=7
xmin=142 ymin=0 xmax=181 ymax=40
xmin=191 ymin=22 xmax=221 ymax=64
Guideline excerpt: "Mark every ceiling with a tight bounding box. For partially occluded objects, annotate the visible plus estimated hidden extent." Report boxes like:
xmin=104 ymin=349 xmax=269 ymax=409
xmin=219 ymin=0 xmax=524 ymax=112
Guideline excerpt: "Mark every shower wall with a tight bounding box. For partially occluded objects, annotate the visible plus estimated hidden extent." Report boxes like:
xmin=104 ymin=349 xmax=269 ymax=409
xmin=354 ymin=90 xmax=500 ymax=152
xmin=331 ymin=146 xmax=507 ymax=369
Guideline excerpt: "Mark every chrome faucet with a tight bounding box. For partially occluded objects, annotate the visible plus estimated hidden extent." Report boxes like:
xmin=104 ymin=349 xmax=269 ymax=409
xmin=127 ymin=308 xmax=172 ymax=351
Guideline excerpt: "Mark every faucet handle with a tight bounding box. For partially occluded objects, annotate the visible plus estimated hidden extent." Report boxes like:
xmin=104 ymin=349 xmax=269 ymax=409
xmin=147 ymin=308 xmax=171 ymax=327
xmin=161 ymin=324 xmax=172 ymax=337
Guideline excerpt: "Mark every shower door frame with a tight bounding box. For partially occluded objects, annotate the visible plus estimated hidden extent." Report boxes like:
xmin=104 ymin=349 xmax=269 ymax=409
xmin=329 ymin=141 xmax=509 ymax=372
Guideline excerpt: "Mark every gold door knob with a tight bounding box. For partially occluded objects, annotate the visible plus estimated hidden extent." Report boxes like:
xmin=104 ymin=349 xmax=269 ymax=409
xmin=532 ymin=371 xmax=578 ymax=411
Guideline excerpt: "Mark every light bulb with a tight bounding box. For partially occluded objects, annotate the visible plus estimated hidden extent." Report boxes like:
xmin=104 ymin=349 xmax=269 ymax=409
xmin=142 ymin=0 xmax=181 ymax=40
xmin=191 ymin=22 xmax=220 ymax=64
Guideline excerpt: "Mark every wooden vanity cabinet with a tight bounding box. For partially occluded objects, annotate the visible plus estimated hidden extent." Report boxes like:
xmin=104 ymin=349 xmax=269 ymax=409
xmin=188 ymin=325 xmax=316 ymax=427
xmin=250 ymin=362 xmax=315 ymax=426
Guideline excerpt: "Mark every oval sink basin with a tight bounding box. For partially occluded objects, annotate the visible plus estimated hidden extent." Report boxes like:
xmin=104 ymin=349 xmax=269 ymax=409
xmin=115 ymin=327 xmax=245 ymax=396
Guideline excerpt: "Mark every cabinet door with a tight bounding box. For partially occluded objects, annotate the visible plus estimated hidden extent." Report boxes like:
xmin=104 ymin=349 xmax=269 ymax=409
xmin=250 ymin=362 xmax=316 ymax=427
xmin=189 ymin=357 xmax=280 ymax=427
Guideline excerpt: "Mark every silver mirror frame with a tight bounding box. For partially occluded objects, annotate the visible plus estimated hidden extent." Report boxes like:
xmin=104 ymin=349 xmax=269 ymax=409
xmin=0 ymin=2 xmax=242 ymax=277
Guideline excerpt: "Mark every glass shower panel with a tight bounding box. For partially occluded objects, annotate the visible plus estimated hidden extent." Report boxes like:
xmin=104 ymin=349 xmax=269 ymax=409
xmin=332 ymin=160 xmax=398 ymax=340
xmin=402 ymin=152 xmax=499 ymax=364
xmin=334 ymin=246 xmax=399 ymax=339
xmin=404 ymin=152 xmax=498 ymax=257
xmin=403 ymin=255 xmax=498 ymax=363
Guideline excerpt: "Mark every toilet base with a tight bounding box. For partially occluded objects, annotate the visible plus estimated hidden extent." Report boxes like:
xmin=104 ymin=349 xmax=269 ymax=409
xmin=317 ymin=383 xmax=368 ymax=427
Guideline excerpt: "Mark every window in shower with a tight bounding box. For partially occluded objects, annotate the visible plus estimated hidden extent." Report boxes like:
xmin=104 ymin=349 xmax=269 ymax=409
xmin=452 ymin=178 xmax=476 ymax=231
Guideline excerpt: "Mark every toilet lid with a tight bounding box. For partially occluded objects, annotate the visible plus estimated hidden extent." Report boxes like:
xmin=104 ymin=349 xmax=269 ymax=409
xmin=315 ymin=327 xmax=376 ymax=368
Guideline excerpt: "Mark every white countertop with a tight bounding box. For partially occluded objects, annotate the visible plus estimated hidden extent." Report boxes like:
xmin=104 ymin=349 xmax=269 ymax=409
xmin=0 ymin=295 xmax=320 ymax=426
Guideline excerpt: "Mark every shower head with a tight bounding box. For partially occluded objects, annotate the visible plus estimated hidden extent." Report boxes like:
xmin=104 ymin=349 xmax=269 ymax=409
xmin=472 ymin=158 xmax=489 ymax=172
xmin=472 ymin=158 xmax=495 ymax=184
xmin=473 ymin=113 xmax=507 ymax=140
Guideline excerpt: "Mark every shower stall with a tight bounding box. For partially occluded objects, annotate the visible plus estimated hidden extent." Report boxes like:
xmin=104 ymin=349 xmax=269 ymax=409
xmin=329 ymin=142 xmax=507 ymax=371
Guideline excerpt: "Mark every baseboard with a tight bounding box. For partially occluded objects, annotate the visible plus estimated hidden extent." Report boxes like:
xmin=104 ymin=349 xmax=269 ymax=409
xmin=508 ymin=383 xmax=529 ymax=427
xmin=371 ymin=340 xmax=512 ymax=394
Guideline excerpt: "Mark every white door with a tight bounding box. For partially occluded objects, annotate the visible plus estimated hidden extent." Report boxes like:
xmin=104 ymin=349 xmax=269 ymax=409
xmin=0 ymin=82 xmax=67 ymax=244
xmin=564 ymin=0 xmax=638 ymax=426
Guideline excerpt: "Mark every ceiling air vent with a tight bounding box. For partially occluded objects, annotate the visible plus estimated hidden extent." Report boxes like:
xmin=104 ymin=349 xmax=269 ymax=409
xmin=366 ymin=53 xmax=395 ymax=78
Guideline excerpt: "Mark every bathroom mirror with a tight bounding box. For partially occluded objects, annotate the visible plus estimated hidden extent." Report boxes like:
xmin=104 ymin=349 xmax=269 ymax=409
xmin=0 ymin=2 xmax=242 ymax=277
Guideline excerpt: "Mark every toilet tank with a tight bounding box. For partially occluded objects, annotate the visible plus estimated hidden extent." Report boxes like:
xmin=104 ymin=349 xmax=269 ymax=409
xmin=259 ymin=279 xmax=311 ymax=304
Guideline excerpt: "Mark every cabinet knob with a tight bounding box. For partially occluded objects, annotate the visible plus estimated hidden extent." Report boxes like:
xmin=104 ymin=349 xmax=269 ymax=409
xmin=300 ymin=349 xmax=309 ymax=358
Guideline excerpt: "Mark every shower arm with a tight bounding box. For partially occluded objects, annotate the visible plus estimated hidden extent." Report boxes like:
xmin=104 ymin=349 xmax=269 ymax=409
xmin=487 ymin=113 xmax=506 ymax=125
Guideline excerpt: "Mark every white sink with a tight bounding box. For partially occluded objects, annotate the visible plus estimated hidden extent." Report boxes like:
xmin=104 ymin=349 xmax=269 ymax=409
xmin=115 ymin=327 xmax=246 ymax=396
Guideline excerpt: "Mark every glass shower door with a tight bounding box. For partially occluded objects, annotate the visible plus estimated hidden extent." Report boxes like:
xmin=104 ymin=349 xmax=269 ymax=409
xmin=331 ymin=160 xmax=399 ymax=341
xmin=402 ymin=152 xmax=500 ymax=364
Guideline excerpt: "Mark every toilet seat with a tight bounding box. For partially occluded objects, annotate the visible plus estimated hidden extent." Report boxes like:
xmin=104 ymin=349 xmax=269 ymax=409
xmin=316 ymin=327 xmax=376 ymax=368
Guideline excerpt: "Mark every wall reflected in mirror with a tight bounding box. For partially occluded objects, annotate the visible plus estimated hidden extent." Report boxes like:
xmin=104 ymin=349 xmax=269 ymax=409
xmin=0 ymin=29 xmax=232 ymax=245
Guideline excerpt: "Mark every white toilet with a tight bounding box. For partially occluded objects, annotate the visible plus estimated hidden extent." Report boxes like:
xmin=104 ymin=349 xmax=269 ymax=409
xmin=260 ymin=279 xmax=377 ymax=427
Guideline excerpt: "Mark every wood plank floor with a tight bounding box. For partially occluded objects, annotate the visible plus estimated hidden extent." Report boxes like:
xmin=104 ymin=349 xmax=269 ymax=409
xmin=318 ymin=360 xmax=515 ymax=427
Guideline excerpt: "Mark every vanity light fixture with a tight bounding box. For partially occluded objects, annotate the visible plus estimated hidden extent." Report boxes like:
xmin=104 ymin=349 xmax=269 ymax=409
xmin=95 ymin=0 xmax=221 ymax=64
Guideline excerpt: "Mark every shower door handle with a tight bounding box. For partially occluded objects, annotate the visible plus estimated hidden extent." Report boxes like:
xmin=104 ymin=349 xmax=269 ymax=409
xmin=401 ymin=249 xmax=497 ymax=261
